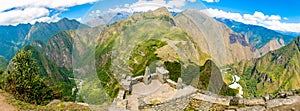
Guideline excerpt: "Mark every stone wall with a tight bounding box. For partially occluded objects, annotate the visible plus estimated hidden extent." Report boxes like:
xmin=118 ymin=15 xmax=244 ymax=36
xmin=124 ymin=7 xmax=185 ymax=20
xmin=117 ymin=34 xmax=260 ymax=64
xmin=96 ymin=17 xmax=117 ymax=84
xmin=139 ymin=93 xmax=193 ymax=111
xmin=131 ymin=76 xmax=143 ymax=85
xmin=237 ymin=98 xmax=265 ymax=106
xmin=193 ymin=91 xmax=232 ymax=106
xmin=114 ymin=66 xmax=300 ymax=110
xmin=166 ymin=79 xmax=177 ymax=88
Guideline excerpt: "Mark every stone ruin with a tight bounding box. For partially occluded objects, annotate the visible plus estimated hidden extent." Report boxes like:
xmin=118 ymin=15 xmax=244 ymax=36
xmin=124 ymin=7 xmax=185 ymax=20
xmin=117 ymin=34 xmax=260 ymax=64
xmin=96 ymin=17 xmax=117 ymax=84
xmin=119 ymin=66 xmax=173 ymax=94
xmin=111 ymin=66 xmax=300 ymax=111
xmin=156 ymin=66 xmax=169 ymax=83
xmin=111 ymin=66 xmax=191 ymax=110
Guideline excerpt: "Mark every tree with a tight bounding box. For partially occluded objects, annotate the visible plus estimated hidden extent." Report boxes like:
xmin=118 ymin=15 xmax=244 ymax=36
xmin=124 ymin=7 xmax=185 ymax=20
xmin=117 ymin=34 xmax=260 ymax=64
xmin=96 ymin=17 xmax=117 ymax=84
xmin=3 ymin=49 xmax=54 ymax=105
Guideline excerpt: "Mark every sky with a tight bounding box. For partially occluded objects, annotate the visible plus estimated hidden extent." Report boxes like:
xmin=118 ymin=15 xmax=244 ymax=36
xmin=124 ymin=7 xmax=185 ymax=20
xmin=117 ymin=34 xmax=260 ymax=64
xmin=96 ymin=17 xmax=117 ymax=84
xmin=0 ymin=0 xmax=299 ymax=32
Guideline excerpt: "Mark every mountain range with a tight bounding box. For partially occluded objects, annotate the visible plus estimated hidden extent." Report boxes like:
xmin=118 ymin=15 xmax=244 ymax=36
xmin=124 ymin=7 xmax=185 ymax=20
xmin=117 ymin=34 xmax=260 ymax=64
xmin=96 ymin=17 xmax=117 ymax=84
xmin=0 ymin=18 xmax=86 ymax=66
xmin=0 ymin=6 xmax=299 ymax=107
xmin=217 ymin=18 xmax=296 ymax=55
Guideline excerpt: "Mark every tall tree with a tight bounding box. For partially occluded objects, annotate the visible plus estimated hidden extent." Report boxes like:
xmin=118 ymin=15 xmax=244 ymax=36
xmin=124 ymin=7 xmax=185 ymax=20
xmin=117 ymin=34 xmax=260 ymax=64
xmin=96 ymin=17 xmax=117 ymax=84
xmin=3 ymin=49 xmax=54 ymax=105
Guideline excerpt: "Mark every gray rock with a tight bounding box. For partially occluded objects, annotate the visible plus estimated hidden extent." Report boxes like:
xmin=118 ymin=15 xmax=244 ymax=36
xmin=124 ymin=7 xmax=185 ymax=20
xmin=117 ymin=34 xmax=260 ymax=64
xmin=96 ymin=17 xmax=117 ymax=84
xmin=176 ymin=78 xmax=184 ymax=89
xmin=143 ymin=67 xmax=152 ymax=85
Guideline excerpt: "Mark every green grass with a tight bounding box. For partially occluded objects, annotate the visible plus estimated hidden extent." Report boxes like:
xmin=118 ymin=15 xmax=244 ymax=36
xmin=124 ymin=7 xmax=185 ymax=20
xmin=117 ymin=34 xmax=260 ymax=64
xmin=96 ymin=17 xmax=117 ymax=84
xmin=129 ymin=39 xmax=167 ymax=77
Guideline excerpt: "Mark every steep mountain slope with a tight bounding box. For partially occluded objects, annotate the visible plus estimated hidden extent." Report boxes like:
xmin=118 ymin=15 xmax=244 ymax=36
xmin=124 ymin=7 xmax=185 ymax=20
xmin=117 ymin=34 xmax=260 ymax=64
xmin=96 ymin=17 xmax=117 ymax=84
xmin=0 ymin=24 xmax=32 ymax=60
xmin=94 ymin=7 xmax=212 ymax=98
xmin=0 ymin=18 xmax=86 ymax=60
xmin=230 ymin=36 xmax=300 ymax=97
xmin=45 ymin=31 xmax=74 ymax=70
xmin=11 ymin=46 xmax=77 ymax=101
xmin=93 ymin=7 xmax=246 ymax=99
xmin=217 ymin=18 xmax=295 ymax=55
xmin=175 ymin=10 xmax=259 ymax=65
xmin=44 ymin=24 xmax=106 ymax=70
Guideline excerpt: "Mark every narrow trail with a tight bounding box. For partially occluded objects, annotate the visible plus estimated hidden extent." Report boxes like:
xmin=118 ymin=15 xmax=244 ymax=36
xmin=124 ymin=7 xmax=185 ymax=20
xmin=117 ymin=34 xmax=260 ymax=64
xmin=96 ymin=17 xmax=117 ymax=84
xmin=0 ymin=90 xmax=16 ymax=111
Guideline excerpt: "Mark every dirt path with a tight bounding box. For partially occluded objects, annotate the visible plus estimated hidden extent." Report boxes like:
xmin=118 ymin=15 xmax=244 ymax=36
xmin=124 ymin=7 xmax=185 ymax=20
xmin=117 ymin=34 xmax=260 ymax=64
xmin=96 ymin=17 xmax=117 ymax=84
xmin=0 ymin=91 xmax=16 ymax=111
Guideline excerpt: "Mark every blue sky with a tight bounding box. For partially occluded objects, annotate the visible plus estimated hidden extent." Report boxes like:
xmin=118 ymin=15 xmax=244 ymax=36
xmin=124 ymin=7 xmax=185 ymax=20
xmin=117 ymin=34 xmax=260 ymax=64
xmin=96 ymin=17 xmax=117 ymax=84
xmin=202 ymin=0 xmax=300 ymax=23
xmin=59 ymin=0 xmax=300 ymax=22
xmin=0 ymin=0 xmax=299 ymax=32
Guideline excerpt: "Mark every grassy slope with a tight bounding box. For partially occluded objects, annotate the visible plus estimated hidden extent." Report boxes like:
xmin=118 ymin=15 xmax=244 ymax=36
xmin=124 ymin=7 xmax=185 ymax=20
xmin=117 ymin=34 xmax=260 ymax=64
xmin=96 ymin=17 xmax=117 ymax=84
xmin=229 ymin=37 xmax=300 ymax=97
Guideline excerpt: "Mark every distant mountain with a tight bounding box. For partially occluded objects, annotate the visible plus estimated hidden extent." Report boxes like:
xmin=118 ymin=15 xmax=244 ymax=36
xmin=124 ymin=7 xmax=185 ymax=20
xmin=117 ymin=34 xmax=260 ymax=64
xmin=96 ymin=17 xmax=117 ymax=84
xmin=85 ymin=12 xmax=132 ymax=27
xmin=0 ymin=18 xmax=86 ymax=61
xmin=0 ymin=24 xmax=32 ymax=60
xmin=276 ymin=30 xmax=300 ymax=37
xmin=217 ymin=18 xmax=295 ymax=55
xmin=25 ymin=18 xmax=88 ymax=43
xmin=85 ymin=11 xmax=179 ymax=27
xmin=229 ymin=36 xmax=300 ymax=97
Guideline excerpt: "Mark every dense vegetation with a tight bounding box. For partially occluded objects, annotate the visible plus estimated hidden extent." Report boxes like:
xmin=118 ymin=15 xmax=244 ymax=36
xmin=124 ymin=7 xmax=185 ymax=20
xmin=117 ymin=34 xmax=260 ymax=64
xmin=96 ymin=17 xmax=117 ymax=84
xmin=95 ymin=33 xmax=120 ymax=99
xmin=2 ymin=50 xmax=54 ymax=105
xmin=129 ymin=39 xmax=167 ymax=77
xmin=164 ymin=61 xmax=182 ymax=82
xmin=22 ymin=46 xmax=77 ymax=101
xmin=229 ymin=36 xmax=300 ymax=97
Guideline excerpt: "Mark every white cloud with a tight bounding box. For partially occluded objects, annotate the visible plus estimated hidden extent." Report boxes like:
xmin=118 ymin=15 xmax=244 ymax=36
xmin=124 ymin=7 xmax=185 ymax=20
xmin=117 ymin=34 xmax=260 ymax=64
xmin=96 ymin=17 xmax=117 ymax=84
xmin=106 ymin=0 xmax=189 ymax=13
xmin=202 ymin=0 xmax=220 ymax=3
xmin=0 ymin=0 xmax=98 ymax=25
xmin=188 ymin=0 xmax=197 ymax=2
xmin=203 ymin=8 xmax=300 ymax=33
xmin=76 ymin=17 xmax=82 ymax=22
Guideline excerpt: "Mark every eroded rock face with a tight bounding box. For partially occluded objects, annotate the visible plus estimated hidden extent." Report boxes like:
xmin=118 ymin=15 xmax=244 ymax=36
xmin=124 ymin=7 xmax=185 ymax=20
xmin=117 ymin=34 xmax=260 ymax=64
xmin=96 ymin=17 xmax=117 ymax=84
xmin=45 ymin=31 xmax=74 ymax=70
xmin=229 ymin=34 xmax=249 ymax=47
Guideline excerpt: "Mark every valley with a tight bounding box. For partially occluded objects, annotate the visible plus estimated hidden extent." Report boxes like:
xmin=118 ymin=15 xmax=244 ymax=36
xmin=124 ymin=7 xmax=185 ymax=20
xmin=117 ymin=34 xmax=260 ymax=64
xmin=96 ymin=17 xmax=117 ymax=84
xmin=0 ymin=1 xmax=299 ymax=110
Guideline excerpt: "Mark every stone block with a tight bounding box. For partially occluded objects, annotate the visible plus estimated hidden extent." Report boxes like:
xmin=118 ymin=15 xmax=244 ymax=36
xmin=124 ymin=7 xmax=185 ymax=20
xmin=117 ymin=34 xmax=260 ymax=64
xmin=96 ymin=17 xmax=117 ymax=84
xmin=156 ymin=67 xmax=169 ymax=83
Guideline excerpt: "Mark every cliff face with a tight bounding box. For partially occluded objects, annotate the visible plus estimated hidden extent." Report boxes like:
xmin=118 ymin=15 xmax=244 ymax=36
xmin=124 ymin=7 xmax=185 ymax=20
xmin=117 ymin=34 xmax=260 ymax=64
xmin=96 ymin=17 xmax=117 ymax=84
xmin=175 ymin=10 xmax=259 ymax=66
xmin=45 ymin=31 xmax=74 ymax=70
xmin=232 ymin=36 xmax=300 ymax=97
xmin=217 ymin=18 xmax=295 ymax=55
